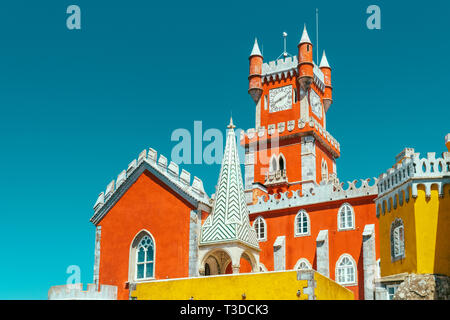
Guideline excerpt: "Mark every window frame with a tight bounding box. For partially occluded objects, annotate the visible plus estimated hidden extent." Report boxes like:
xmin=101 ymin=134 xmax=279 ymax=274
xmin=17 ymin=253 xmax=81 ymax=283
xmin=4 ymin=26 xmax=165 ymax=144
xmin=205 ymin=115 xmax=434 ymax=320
xmin=386 ymin=284 xmax=399 ymax=300
xmin=337 ymin=203 xmax=355 ymax=231
xmin=294 ymin=210 xmax=310 ymax=237
xmin=253 ymin=216 xmax=267 ymax=242
xmin=335 ymin=254 xmax=357 ymax=286
xmin=321 ymin=159 xmax=328 ymax=183
xmin=294 ymin=258 xmax=312 ymax=270
xmin=391 ymin=218 xmax=405 ymax=261
xmin=129 ymin=230 xmax=156 ymax=283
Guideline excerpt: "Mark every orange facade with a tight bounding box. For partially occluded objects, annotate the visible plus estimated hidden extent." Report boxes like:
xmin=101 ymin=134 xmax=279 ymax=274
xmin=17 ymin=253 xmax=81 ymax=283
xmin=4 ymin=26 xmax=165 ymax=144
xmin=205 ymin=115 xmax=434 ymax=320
xmin=249 ymin=197 xmax=379 ymax=299
xmin=97 ymin=171 xmax=195 ymax=300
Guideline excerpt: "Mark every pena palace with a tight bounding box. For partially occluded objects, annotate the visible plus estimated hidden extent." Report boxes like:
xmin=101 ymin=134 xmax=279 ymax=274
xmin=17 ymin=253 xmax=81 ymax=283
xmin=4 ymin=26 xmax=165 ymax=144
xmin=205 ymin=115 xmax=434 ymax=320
xmin=48 ymin=25 xmax=450 ymax=301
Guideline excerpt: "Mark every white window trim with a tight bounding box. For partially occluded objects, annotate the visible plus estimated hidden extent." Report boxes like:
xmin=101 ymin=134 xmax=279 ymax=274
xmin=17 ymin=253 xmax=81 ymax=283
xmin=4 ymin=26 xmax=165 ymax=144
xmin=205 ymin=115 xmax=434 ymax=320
xmin=321 ymin=159 xmax=328 ymax=183
xmin=386 ymin=284 xmax=399 ymax=300
xmin=337 ymin=203 xmax=355 ymax=231
xmin=129 ymin=229 xmax=156 ymax=283
xmin=253 ymin=216 xmax=267 ymax=242
xmin=335 ymin=254 xmax=357 ymax=286
xmin=278 ymin=153 xmax=286 ymax=171
xmin=391 ymin=218 xmax=405 ymax=262
xmin=294 ymin=210 xmax=310 ymax=237
xmin=294 ymin=258 xmax=312 ymax=270
xmin=269 ymin=154 xmax=278 ymax=173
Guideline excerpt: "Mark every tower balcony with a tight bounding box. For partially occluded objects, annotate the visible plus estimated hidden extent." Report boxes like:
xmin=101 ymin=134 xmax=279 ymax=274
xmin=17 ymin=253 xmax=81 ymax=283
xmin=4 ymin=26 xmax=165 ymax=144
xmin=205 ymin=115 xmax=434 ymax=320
xmin=265 ymin=169 xmax=288 ymax=186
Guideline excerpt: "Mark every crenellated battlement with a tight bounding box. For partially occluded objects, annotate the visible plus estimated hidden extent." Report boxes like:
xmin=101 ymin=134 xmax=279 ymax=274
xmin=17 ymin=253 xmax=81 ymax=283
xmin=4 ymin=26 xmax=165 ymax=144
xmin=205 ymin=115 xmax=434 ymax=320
xmin=248 ymin=178 xmax=378 ymax=214
xmin=240 ymin=116 xmax=340 ymax=157
xmin=48 ymin=284 xmax=117 ymax=300
xmin=261 ymin=56 xmax=325 ymax=91
xmin=375 ymin=148 xmax=450 ymax=217
xmin=91 ymin=147 xmax=211 ymax=224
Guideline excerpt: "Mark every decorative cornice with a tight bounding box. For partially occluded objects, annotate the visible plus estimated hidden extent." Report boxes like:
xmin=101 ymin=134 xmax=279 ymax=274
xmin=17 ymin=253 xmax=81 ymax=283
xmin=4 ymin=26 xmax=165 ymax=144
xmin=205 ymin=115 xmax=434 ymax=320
xmin=375 ymin=151 xmax=450 ymax=217
xmin=90 ymin=148 xmax=211 ymax=225
xmin=248 ymin=178 xmax=378 ymax=214
xmin=240 ymin=116 xmax=340 ymax=158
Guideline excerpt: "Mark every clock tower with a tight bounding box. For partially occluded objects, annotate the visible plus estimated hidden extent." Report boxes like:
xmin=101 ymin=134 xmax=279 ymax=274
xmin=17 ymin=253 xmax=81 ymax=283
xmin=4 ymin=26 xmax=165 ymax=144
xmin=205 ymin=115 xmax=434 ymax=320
xmin=242 ymin=26 xmax=340 ymax=203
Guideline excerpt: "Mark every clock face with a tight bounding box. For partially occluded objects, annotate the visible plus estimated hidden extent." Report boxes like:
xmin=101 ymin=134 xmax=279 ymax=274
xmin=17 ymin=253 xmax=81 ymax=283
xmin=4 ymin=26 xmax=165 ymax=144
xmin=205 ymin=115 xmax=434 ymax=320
xmin=269 ymin=85 xmax=292 ymax=113
xmin=309 ymin=90 xmax=322 ymax=119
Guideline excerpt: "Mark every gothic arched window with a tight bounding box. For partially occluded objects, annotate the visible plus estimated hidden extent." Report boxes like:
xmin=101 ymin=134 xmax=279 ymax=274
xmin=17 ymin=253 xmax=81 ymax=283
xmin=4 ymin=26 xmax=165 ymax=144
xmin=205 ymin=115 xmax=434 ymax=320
xmin=270 ymin=155 xmax=278 ymax=173
xmin=294 ymin=258 xmax=312 ymax=270
xmin=321 ymin=160 xmax=328 ymax=183
xmin=130 ymin=231 xmax=156 ymax=281
xmin=338 ymin=203 xmax=354 ymax=231
xmin=136 ymin=235 xmax=155 ymax=279
xmin=279 ymin=154 xmax=285 ymax=171
xmin=295 ymin=210 xmax=310 ymax=236
xmin=254 ymin=216 xmax=266 ymax=241
xmin=336 ymin=254 xmax=356 ymax=285
xmin=391 ymin=218 xmax=405 ymax=261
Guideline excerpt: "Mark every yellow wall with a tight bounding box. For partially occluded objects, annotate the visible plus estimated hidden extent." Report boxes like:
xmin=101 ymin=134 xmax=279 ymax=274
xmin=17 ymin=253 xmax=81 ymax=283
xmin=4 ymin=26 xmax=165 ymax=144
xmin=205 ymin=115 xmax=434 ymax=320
xmin=378 ymin=184 xmax=450 ymax=277
xmin=131 ymin=270 xmax=354 ymax=300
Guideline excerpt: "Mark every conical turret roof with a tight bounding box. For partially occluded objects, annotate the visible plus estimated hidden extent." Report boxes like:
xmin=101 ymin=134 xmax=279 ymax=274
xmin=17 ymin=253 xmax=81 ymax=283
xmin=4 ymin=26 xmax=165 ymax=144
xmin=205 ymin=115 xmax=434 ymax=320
xmin=320 ymin=50 xmax=331 ymax=68
xmin=199 ymin=119 xmax=259 ymax=249
xmin=299 ymin=24 xmax=312 ymax=45
xmin=250 ymin=38 xmax=263 ymax=57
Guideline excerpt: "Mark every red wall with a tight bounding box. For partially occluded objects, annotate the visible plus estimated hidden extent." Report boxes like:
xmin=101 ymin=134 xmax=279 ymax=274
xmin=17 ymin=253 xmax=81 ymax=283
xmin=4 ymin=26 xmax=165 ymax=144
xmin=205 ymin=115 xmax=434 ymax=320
xmin=250 ymin=196 xmax=378 ymax=300
xmin=97 ymin=171 xmax=195 ymax=300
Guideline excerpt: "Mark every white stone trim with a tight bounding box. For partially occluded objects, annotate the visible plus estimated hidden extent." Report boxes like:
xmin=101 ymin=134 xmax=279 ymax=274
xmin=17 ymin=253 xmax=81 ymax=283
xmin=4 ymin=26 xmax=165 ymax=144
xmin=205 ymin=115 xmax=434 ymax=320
xmin=337 ymin=203 xmax=355 ymax=231
xmin=128 ymin=229 xmax=156 ymax=283
xmin=294 ymin=210 xmax=311 ymax=237
xmin=253 ymin=216 xmax=267 ymax=242
xmin=294 ymin=258 xmax=312 ymax=270
xmin=335 ymin=253 xmax=357 ymax=286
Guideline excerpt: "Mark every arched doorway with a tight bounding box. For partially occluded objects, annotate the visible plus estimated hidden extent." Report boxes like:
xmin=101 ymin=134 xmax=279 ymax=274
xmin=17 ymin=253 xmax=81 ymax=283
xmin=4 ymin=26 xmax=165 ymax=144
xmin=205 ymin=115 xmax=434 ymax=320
xmin=201 ymin=250 xmax=233 ymax=276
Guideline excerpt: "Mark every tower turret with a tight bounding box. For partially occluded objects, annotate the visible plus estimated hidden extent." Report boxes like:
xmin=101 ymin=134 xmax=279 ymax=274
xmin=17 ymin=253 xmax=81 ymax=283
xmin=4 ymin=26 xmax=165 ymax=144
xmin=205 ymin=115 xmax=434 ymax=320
xmin=297 ymin=25 xmax=314 ymax=91
xmin=320 ymin=50 xmax=333 ymax=112
xmin=248 ymin=38 xmax=263 ymax=103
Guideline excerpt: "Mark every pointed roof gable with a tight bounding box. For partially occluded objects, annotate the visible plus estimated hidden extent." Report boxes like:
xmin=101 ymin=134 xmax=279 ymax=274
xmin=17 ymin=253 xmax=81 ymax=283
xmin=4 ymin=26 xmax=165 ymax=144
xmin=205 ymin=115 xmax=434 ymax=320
xmin=320 ymin=50 xmax=331 ymax=68
xmin=299 ymin=24 xmax=312 ymax=45
xmin=200 ymin=119 xmax=259 ymax=249
xmin=250 ymin=38 xmax=263 ymax=57
xmin=90 ymin=148 xmax=211 ymax=225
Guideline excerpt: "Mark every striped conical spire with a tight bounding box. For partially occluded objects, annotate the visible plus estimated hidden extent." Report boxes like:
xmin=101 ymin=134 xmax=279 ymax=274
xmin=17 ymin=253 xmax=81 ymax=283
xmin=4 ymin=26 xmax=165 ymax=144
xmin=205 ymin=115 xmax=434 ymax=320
xmin=200 ymin=119 xmax=259 ymax=249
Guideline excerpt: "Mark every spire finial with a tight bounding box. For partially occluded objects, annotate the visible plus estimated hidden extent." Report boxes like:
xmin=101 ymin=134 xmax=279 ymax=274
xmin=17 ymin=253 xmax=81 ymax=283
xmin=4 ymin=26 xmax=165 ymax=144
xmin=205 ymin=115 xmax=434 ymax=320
xmin=227 ymin=117 xmax=235 ymax=129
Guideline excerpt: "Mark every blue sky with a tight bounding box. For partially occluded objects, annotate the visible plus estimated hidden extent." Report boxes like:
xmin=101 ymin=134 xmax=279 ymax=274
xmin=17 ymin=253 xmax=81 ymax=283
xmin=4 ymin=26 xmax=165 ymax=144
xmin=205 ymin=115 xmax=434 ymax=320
xmin=0 ymin=0 xmax=448 ymax=299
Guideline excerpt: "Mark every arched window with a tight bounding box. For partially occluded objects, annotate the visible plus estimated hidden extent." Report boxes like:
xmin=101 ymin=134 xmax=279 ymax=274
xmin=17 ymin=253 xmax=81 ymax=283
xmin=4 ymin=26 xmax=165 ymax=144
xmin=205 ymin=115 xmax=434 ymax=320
xmin=295 ymin=210 xmax=310 ymax=236
xmin=338 ymin=203 xmax=354 ymax=231
xmin=135 ymin=234 xmax=155 ymax=280
xmin=335 ymin=254 xmax=356 ymax=285
xmin=391 ymin=218 xmax=405 ymax=261
xmin=294 ymin=258 xmax=312 ymax=270
xmin=129 ymin=230 xmax=156 ymax=282
xmin=279 ymin=155 xmax=285 ymax=171
xmin=321 ymin=159 xmax=328 ymax=183
xmin=270 ymin=155 xmax=278 ymax=173
xmin=254 ymin=216 xmax=266 ymax=241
